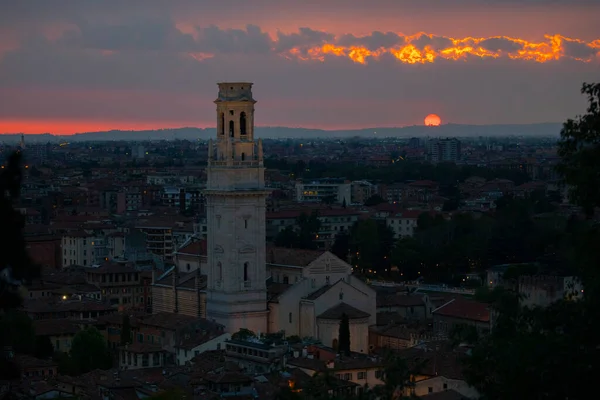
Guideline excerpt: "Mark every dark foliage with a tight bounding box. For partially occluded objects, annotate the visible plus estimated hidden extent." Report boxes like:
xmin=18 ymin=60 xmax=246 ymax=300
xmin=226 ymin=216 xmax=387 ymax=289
xmin=338 ymin=313 xmax=350 ymax=356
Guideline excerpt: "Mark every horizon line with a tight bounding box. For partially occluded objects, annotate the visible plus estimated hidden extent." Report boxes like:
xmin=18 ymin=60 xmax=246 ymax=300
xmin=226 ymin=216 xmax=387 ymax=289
xmin=0 ymin=121 xmax=564 ymax=136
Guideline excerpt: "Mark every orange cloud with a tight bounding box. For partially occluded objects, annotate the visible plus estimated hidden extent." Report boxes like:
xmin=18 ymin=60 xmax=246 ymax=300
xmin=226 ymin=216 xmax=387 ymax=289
xmin=272 ymin=33 xmax=600 ymax=65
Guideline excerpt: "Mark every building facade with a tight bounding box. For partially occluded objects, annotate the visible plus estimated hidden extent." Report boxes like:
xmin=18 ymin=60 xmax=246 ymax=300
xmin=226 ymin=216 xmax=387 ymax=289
xmin=204 ymin=82 xmax=270 ymax=334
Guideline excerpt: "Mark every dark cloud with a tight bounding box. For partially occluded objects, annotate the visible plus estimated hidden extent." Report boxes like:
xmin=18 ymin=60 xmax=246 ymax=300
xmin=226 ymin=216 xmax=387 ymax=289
xmin=274 ymin=28 xmax=334 ymax=52
xmin=407 ymin=35 xmax=454 ymax=50
xmin=562 ymin=40 xmax=597 ymax=60
xmin=479 ymin=37 xmax=525 ymax=53
xmin=336 ymin=32 xmax=403 ymax=50
xmin=59 ymin=18 xmax=197 ymax=52
xmin=196 ymin=25 xmax=273 ymax=54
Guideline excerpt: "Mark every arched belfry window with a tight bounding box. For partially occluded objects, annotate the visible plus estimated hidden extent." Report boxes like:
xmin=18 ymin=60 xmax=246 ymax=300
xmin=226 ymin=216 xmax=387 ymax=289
xmin=220 ymin=113 xmax=225 ymax=135
xmin=240 ymin=112 xmax=247 ymax=136
xmin=243 ymin=262 xmax=249 ymax=282
xmin=229 ymin=120 xmax=234 ymax=137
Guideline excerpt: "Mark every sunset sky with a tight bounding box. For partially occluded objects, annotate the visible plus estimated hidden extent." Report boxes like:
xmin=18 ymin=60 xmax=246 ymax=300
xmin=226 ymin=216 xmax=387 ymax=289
xmin=1 ymin=0 xmax=599 ymax=134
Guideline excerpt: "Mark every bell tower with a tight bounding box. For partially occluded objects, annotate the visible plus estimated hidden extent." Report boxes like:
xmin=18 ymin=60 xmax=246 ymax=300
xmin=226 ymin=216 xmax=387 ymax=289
xmin=204 ymin=82 xmax=269 ymax=334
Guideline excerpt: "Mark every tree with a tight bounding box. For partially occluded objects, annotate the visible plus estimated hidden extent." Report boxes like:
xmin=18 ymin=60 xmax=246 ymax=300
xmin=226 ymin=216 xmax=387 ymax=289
xmin=0 ymin=151 xmax=41 ymax=380
xmin=274 ymin=211 xmax=321 ymax=250
xmin=364 ymin=194 xmax=385 ymax=207
xmin=69 ymin=327 xmax=112 ymax=375
xmin=0 ymin=310 xmax=36 ymax=355
xmin=0 ymin=151 xmax=40 ymax=311
xmin=338 ymin=313 xmax=350 ymax=356
xmin=462 ymin=82 xmax=600 ymax=400
xmin=557 ymin=82 xmax=600 ymax=217
xmin=373 ymin=352 xmax=415 ymax=400
xmin=296 ymin=211 xmax=321 ymax=249
xmin=120 ymin=314 xmax=131 ymax=345
xmin=231 ymin=328 xmax=256 ymax=341
xmin=34 ymin=336 xmax=55 ymax=359
xmin=274 ymin=226 xmax=297 ymax=248
xmin=331 ymin=232 xmax=350 ymax=261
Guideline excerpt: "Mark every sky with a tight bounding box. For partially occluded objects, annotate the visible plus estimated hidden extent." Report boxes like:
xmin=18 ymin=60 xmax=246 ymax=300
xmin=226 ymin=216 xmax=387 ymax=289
xmin=0 ymin=0 xmax=599 ymax=134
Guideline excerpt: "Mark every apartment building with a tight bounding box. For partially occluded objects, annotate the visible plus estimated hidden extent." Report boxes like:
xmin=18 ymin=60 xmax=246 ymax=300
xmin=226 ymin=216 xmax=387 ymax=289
xmin=61 ymin=231 xmax=110 ymax=267
xmin=295 ymin=179 xmax=352 ymax=205
xmin=266 ymin=208 xmax=362 ymax=248
xmin=85 ymin=262 xmax=146 ymax=309
xmin=351 ymin=181 xmax=378 ymax=205
xmin=428 ymin=138 xmax=461 ymax=163
xmin=135 ymin=218 xmax=194 ymax=261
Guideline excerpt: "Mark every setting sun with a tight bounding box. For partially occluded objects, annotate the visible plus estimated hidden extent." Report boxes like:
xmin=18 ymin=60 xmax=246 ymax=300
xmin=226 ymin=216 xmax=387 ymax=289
xmin=424 ymin=114 xmax=442 ymax=126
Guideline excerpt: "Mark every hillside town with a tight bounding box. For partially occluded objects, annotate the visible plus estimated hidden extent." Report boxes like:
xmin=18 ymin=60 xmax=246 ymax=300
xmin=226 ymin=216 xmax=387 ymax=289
xmin=0 ymin=83 xmax=593 ymax=400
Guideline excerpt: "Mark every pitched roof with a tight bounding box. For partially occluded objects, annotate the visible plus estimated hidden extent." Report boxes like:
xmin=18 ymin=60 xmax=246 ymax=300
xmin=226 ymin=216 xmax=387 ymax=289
xmin=266 ymin=246 xmax=324 ymax=267
xmin=433 ymin=298 xmax=490 ymax=323
xmin=419 ymin=390 xmax=469 ymax=400
xmin=176 ymin=239 xmax=207 ymax=256
xmin=317 ymin=303 xmax=370 ymax=320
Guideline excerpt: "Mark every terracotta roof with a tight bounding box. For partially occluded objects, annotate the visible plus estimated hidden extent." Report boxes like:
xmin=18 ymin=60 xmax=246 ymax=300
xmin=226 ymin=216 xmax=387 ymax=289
xmin=419 ymin=390 xmax=469 ymax=400
xmin=267 ymin=282 xmax=292 ymax=302
xmin=85 ymin=262 xmax=137 ymax=274
xmin=120 ymin=343 xmax=164 ymax=353
xmin=266 ymin=246 xmax=323 ymax=267
xmin=317 ymin=303 xmax=370 ymax=320
xmin=34 ymin=319 xmax=80 ymax=336
xmin=139 ymin=312 xmax=217 ymax=331
xmin=15 ymin=354 xmax=57 ymax=369
xmin=203 ymin=371 xmax=253 ymax=384
xmin=433 ymin=298 xmax=490 ymax=323
xmin=266 ymin=208 xmax=361 ymax=219
xmin=176 ymin=239 xmax=207 ymax=256
xmin=377 ymin=293 xmax=425 ymax=308
xmin=398 ymin=346 xmax=466 ymax=380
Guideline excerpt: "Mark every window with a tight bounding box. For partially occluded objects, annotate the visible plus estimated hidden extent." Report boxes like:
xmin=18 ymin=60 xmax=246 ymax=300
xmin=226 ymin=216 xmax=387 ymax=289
xmin=326 ymin=276 xmax=330 ymax=284
xmin=217 ymin=262 xmax=223 ymax=281
xmin=244 ymin=219 xmax=248 ymax=229
xmin=243 ymin=262 xmax=249 ymax=282
xmin=217 ymin=343 xmax=221 ymax=350
xmin=186 ymin=263 xmax=191 ymax=271
xmin=137 ymin=333 xmax=144 ymax=343
xmin=241 ymin=152 xmax=246 ymax=161
xmin=229 ymin=110 xmax=234 ymax=115
xmin=428 ymin=387 xmax=433 ymax=393
xmin=357 ymin=372 xmax=366 ymax=380
xmin=343 ymin=373 xmax=352 ymax=381
xmin=443 ymin=383 xmax=448 ymax=390
xmin=339 ymin=291 xmax=344 ymax=300
xmin=240 ymin=112 xmax=247 ymax=135
xmin=283 ymin=276 xmax=289 ymax=284
xmin=288 ymin=312 xmax=292 ymax=323
xmin=229 ymin=120 xmax=234 ymax=137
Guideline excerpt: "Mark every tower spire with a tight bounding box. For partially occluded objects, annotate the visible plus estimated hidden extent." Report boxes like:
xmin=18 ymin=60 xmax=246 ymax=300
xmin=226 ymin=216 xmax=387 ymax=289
xmin=205 ymin=82 xmax=269 ymax=334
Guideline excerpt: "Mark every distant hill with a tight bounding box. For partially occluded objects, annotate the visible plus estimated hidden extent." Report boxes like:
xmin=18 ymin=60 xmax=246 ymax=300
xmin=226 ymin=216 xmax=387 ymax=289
xmin=0 ymin=123 xmax=563 ymax=142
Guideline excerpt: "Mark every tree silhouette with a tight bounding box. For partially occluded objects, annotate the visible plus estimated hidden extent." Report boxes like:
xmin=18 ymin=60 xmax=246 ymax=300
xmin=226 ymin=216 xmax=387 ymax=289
xmin=0 ymin=151 xmax=40 ymax=311
xmin=557 ymin=82 xmax=600 ymax=217
xmin=68 ymin=327 xmax=112 ymax=375
xmin=338 ymin=313 xmax=351 ymax=356
xmin=463 ymin=83 xmax=600 ymax=399
xmin=0 ymin=151 xmax=41 ymax=380
xmin=120 ymin=314 xmax=131 ymax=345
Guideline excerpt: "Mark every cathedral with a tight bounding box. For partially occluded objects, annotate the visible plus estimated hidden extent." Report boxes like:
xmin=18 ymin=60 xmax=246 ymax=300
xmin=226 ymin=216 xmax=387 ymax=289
xmin=152 ymin=83 xmax=376 ymax=352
